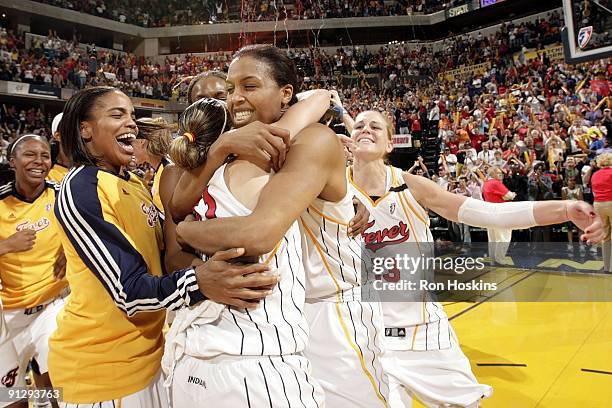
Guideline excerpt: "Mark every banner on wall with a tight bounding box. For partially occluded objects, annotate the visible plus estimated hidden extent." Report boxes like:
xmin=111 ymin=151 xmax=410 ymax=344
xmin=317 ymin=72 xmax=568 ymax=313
xmin=446 ymin=3 xmax=472 ymax=19
xmin=131 ymin=97 xmax=166 ymax=109
xmin=512 ymin=44 xmax=565 ymax=64
xmin=392 ymin=134 xmax=412 ymax=148
xmin=28 ymin=84 xmax=61 ymax=99
xmin=437 ymin=62 xmax=491 ymax=82
xmin=5 ymin=81 xmax=30 ymax=96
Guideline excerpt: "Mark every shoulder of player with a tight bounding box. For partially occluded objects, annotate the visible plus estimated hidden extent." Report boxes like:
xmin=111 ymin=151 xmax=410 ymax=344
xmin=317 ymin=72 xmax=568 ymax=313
xmin=0 ymin=182 xmax=13 ymax=200
xmin=292 ymin=123 xmax=340 ymax=147
xmin=57 ymin=166 xmax=101 ymax=199
xmin=291 ymin=124 xmax=343 ymax=164
xmin=45 ymin=180 xmax=60 ymax=193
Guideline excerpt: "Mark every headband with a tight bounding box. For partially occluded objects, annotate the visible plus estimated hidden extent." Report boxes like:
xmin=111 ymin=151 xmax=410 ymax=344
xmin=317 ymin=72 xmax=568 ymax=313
xmin=9 ymin=134 xmax=41 ymax=156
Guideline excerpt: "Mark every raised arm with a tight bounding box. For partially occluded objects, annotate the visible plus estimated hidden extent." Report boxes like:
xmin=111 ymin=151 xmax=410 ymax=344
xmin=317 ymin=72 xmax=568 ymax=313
xmin=176 ymin=124 xmax=345 ymax=256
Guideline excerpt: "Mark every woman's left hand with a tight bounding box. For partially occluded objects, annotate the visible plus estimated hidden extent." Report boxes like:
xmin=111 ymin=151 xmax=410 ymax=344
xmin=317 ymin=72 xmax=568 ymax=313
xmin=567 ymin=201 xmax=607 ymax=244
xmin=349 ymin=198 xmax=370 ymax=238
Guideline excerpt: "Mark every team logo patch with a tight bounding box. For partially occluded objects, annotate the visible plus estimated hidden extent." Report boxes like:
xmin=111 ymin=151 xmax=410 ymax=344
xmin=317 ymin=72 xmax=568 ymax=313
xmin=1 ymin=367 xmax=19 ymax=387
xmin=140 ymin=202 xmax=159 ymax=228
xmin=16 ymin=217 xmax=50 ymax=233
xmin=45 ymin=203 xmax=52 ymax=212
xmin=389 ymin=203 xmax=396 ymax=214
xmin=578 ymin=26 xmax=593 ymax=49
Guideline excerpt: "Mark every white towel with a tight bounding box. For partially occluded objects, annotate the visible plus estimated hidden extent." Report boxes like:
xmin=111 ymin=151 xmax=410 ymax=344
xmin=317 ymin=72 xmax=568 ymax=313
xmin=162 ymin=300 xmax=224 ymax=387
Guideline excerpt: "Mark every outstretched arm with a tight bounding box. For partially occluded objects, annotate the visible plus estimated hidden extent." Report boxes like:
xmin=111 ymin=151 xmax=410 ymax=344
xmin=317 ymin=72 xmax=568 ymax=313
xmin=403 ymin=172 xmax=606 ymax=243
xmin=176 ymin=124 xmax=344 ymax=256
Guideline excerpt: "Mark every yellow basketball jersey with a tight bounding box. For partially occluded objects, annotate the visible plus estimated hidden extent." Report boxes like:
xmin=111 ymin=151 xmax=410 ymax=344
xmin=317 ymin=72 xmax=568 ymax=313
xmin=50 ymin=166 xmax=203 ymax=403
xmin=151 ymin=158 xmax=170 ymax=218
xmin=47 ymin=163 xmax=69 ymax=184
xmin=0 ymin=181 xmax=67 ymax=309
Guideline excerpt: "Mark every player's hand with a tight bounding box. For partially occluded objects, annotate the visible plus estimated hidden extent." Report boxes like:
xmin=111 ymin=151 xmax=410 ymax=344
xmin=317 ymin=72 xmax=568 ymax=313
xmin=210 ymin=121 xmax=290 ymax=172
xmin=566 ymin=201 xmax=607 ymax=244
xmin=330 ymin=90 xmax=343 ymax=108
xmin=349 ymin=198 xmax=370 ymax=238
xmin=337 ymin=134 xmax=354 ymax=161
xmin=53 ymin=249 xmax=67 ymax=280
xmin=5 ymin=229 xmax=36 ymax=253
xmin=194 ymin=248 xmax=279 ymax=309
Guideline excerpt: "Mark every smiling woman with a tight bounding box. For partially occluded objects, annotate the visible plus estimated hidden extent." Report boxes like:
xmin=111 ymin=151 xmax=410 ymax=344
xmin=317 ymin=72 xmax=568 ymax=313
xmin=59 ymin=87 xmax=138 ymax=173
xmin=48 ymin=86 xmax=220 ymax=408
xmin=0 ymin=134 xmax=68 ymax=408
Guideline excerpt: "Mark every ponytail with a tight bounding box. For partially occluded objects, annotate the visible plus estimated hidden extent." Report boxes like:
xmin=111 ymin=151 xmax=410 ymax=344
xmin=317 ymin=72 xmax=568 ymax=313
xmin=169 ymin=98 xmax=232 ymax=169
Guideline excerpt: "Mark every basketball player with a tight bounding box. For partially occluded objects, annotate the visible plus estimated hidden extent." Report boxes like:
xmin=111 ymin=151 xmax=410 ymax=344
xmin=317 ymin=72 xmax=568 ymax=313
xmin=345 ymin=110 xmax=607 ymax=407
xmin=51 ymin=87 xmax=278 ymax=407
xmin=0 ymin=135 xmax=68 ymax=408
xmin=168 ymin=84 xmax=332 ymax=404
xmin=47 ymin=113 xmax=69 ymax=183
xmin=132 ymin=118 xmax=173 ymax=218
xmin=174 ymin=45 xmax=389 ymax=407
xmin=187 ymin=70 xmax=228 ymax=104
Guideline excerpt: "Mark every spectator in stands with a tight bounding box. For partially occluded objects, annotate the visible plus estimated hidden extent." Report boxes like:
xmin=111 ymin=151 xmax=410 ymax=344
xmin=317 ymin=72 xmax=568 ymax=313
xmin=439 ymin=147 xmax=457 ymax=177
xmin=591 ymin=153 xmax=612 ymax=272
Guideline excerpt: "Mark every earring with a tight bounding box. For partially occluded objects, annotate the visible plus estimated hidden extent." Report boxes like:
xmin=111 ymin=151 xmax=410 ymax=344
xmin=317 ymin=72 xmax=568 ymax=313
xmin=280 ymin=103 xmax=289 ymax=115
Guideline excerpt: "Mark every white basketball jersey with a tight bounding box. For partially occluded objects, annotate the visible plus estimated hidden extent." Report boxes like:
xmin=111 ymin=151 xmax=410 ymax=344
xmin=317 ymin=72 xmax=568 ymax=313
xmin=188 ymin=164 xmax=309 ymax=357
xmin=348 ymin=165 xmax=451 ymax=351
xmin=299 ymin=181 xmax=362 ymax=302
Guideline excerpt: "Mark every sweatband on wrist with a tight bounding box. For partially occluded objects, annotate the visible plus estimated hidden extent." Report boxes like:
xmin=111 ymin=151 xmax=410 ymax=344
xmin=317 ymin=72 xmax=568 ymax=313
xmin=457 ymin=198 xmax=537 ymax=230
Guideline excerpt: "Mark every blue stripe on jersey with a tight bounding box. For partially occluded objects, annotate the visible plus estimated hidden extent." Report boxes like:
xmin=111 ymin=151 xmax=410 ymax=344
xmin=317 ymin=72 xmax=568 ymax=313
xmin=55 ymin=166 xmax=204 ymax=316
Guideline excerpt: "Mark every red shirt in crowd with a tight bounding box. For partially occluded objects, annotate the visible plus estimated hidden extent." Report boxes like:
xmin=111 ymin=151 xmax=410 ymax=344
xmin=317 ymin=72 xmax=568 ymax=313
xmin=470 ymin=133 xmax=487 ymax=151
xmin=482 ymin=179 xmax=510 ymax=203
xmin=591 ymin=167 xmax=612 ymax=202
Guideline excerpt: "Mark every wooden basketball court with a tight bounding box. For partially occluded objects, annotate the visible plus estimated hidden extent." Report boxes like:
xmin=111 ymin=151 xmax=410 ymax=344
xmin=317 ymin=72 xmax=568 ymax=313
xmin=414 ymin=267 xmax=612 ymax=407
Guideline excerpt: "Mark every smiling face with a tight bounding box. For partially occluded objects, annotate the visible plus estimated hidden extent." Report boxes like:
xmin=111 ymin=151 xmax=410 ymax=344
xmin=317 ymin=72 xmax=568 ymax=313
xmin=226 ymin=56 xmax=293 ymax=128
xmin=80 ymin=91 xmax=138 ymax=173
xmin=351 ymin=111 xmax=393 ymax=161
xmin=10 ymin=138 xmax=51 ymax=188
xmin=190 ymin=76 xmax=227 ymax=103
